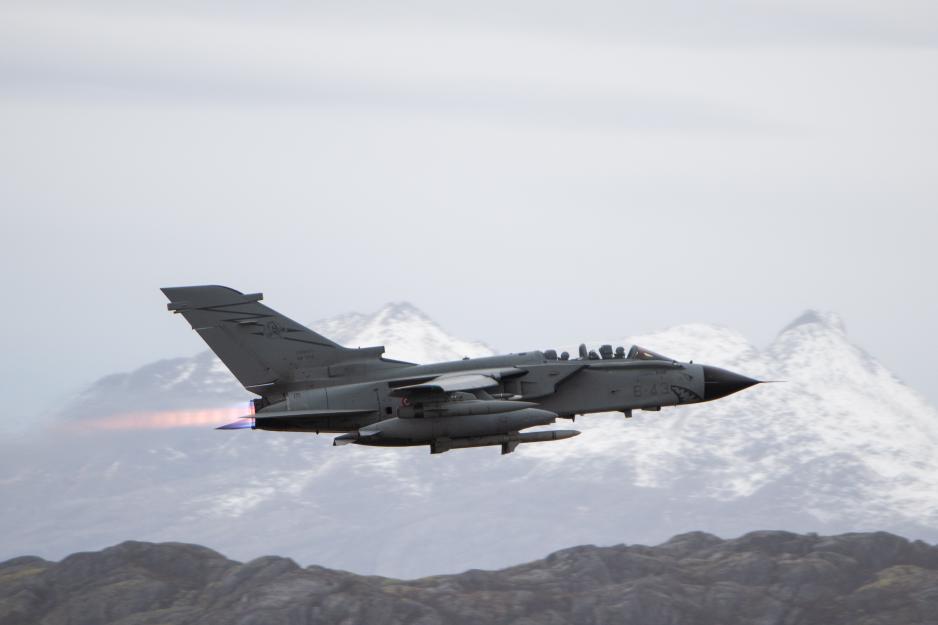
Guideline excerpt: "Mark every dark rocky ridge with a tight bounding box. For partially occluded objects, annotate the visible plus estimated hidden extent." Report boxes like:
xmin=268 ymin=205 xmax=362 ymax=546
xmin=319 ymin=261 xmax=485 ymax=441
xmin=3 ymin=531 xmax=937 ymax=625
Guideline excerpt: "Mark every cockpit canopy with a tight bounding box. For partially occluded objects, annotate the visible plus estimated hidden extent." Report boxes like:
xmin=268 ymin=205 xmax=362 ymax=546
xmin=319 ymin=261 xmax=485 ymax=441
xmin=626 ymin=345 xmax=674 ymax=361
xmin=543 ymin=344 xmax=675 ymax=362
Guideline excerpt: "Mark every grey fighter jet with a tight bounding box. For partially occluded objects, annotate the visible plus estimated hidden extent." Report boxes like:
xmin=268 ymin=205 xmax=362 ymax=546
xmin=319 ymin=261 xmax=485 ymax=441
xmin=162 ymin=286 xmax=760 ymax=454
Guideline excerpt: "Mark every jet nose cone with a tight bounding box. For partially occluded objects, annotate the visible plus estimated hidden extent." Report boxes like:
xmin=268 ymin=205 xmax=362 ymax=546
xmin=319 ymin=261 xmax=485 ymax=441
xmin=702 ymin=366 xmax=760 ymax=401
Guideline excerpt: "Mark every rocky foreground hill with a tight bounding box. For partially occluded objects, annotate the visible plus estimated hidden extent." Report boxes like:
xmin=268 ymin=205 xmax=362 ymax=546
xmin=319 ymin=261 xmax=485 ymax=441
xmin=2 ymin=531 xmax=937 ymax=625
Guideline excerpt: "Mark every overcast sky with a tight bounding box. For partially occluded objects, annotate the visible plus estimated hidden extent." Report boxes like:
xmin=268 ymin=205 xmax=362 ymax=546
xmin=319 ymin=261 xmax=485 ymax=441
xmin=2 ymin=1 xmax=937 ymax=415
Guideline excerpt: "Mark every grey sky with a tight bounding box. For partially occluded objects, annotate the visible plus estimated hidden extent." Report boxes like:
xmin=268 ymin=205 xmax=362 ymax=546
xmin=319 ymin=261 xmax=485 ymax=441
xmin=2 ymin=1 xmax=937 ymax=416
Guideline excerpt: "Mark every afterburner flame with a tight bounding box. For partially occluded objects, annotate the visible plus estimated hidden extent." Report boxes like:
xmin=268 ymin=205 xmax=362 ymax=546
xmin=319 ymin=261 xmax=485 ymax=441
xmin=83 ymin=405 xmax=252 ymax=430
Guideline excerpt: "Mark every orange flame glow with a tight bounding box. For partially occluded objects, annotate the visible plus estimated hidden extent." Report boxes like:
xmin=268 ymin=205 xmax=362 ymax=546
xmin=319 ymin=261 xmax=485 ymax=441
xmin=80 ymin=405 xmax=253 ymax=430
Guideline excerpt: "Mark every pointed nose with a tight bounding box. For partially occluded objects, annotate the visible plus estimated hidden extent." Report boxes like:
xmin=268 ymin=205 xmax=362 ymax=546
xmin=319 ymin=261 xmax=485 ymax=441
xmin=702 ymin=366 xmax=760 ymax=401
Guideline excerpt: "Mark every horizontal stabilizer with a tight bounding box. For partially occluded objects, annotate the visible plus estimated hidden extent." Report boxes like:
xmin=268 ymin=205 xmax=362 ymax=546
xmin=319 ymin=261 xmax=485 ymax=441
xmin=254 ymin=408 xmax=376 ymax=421
xmin=216 ymin=419 xmax=254 ymax=430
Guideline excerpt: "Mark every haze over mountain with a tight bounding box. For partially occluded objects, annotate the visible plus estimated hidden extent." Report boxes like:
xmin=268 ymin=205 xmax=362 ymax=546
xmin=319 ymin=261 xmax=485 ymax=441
xmin=2 ymin=302 xmax=936 ymax=578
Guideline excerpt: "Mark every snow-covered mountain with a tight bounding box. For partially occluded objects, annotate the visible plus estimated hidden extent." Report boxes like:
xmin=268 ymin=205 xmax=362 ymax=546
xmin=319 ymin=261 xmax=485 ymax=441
xmin=315 ymin=301 xmax=493 ymax=364
xmin=2 ymin=304 xmax=937 ymax=579
xmin=537 ymin=311 xmax=938 ymax=533
xmin=62 ymin=302 xmax=493 ymax=421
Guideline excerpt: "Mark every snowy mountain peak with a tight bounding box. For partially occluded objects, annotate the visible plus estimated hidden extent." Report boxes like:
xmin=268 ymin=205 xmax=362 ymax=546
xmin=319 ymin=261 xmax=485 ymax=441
xmin=330 ymin=301 xmax=493 ymax=364
xmin=769 ymin=309 xmax=880 ymax=383
xmin=372 ymin=301 xmax=432 ymax=323
xmin=780 ymin=309 xmax=847 ymax=336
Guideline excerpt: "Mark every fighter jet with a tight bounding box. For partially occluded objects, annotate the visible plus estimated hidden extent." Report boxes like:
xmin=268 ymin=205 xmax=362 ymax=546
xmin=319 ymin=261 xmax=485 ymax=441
xmin=162 ymin=286 xmax=760 ymax=454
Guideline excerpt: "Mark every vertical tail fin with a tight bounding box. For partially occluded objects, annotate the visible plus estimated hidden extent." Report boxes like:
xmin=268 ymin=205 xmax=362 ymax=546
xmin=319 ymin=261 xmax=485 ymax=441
xmin=161 ymin=285 xmax=377 ymax=395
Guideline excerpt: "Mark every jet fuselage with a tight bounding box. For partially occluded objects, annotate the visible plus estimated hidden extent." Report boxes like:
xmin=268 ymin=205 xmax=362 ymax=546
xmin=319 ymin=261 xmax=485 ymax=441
xmin=162 ymin=285 xmax=760 ymax=455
